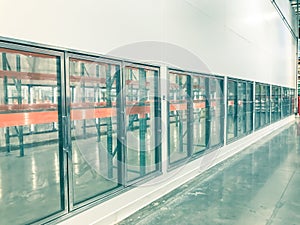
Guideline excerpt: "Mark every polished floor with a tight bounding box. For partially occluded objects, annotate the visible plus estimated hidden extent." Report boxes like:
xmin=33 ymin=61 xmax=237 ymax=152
xmin=119 ymin=119 xmax=300 ymax=225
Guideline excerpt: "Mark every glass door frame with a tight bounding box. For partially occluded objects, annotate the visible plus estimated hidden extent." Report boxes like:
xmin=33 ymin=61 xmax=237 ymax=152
xmin=122 ymin=61 xmax=162 ymax=186
xmin=64 ymin=52 xmax=126 ymax=210
xmin=0 ymin=41 xmax=69 ymax=224
xmin=167 ymin=68 xmax=193 ymax=168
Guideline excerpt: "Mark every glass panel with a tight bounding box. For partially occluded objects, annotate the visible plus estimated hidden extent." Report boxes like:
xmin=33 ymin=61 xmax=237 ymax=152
xmin=265 ymin=85 xmax=270 ymax=124
xmin=168 ymin=72 xmax=189 ymax=164
xmin=192 ymin=76 xmax=207 ymax=154
xmin=271 ymin=86 xmax=277 ymax=122
xmin=237 ymin=82 xmax=246 ymax=137
xmin=260 ymin=85 xmax=266 ymax=127
xmin=69 ymin=58 xmax=120 ymax=204
xmin=255 ymin=84 xmax=261 ymax=129
xmin=282 ymin=87 xmax=289 ymax=117
xmin=290 ymin=89 xmax=295 ymax=115
xmin=125 ymin=66 xmax=159 ymax=181
xmin=245 ymin=82 xmax=253 ymax=133
xmin=278 ymin=87 xmax=282 ymax=120
xmin=227 ymin=80 xmax=237 ymax=140
xmin=0 ymin=48 xmax=63 ymax=224
xmin=271 ymin=86 xmax=281 ymax=122
xmin=210 ymin=78 xmax=224 ymax=146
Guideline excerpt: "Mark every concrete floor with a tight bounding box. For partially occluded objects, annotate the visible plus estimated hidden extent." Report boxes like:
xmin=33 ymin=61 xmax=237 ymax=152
xmin=118 ymin=119 xmax=300 ymax=225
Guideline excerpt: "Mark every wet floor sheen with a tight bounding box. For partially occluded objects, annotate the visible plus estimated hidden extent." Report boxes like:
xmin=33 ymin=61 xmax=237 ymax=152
xmin=119 ymin=120 xmax=300 ymax=225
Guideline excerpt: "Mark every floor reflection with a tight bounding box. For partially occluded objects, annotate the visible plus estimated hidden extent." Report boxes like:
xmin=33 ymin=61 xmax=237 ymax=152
xmin=0 ymin=143 xmax=61 ymax=225
xmin=119 ymin=120 xmax=300 ymax=225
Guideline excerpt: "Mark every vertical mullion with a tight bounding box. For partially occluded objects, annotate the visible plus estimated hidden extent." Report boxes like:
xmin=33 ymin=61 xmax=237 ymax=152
xmin=63 ymin=53 xmax=72 ymax=212
xmin=139 ymin=68 xmax=147 ymax=176
xmin=154 ymin=70 xmax=161 ymax=171
xmin=219 ymin=78 xmax=224 ymax=145
xmin=80 ymin=63 xmax=86 ymax=139
xmin=277 ymin=86 xmax=280 ymax=121
xmin=267 ymin=85 xmax=270 ymax=124
xmin=223 ymin=77 xmax=228 ymax=145
xmin=205 ymin=77 xmax=210 ymax=148
xmin=258 ymin=84 xmax=261 ymax=128
xmin=167 ymin=74 xmax=171 ymax=165
xmin=234 ymin=81 xmax=238 ymax=138
xmin=243 ymin=82 xmax=247 ymax=134
xmin=116 ymin=63 xmax=125 ymax=185
xmin=187 ymin=75 xmax=193 ymax=157
xmin=253 ymin=81 xmax=256 ymax=131
xmin=280 ymin=87 xmax=283 ymax=119
xmin=251 ymin=82 xmax=254 ymax=131
xmin=263 ymin=85 xmax=266 ymax=126
xmin=260 ymin=85 xmax=264 ymax=126
xmin=2 ymin=53 xmax=10 ymax=153
xmin=16 ymin=55 xmax=24 ymax=157
xmin=106 ymin=65 xmax=113 ymax=179
xmin=178 ymin=76 xmax=184 ymax=153
xmin=159 ymin=66 xmax=168 ymax=172
xmin=95 ymin=65 xmax=101 ymax=142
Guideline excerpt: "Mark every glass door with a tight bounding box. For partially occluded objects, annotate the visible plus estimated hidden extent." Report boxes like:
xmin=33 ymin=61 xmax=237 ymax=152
xmin=0 ymin=43 xmax=67 ymax=224
xmin=192 ymin=76 xmax=207 ymax=154
xmin=237 ymin=82 xmax=246 ymax=137
xmin=67 ymin=55 xmax=122 ymax=207
xmin=168 ymin=71 xmax=191 ymax=165
xmin=255 ymin=84 xmax=261 ymax=129
xmin=245 ymin=82 xmax=253 ymax=133
xmin=227 ymin=80 xmax=237 ymax=141
xmin=124 ymin=65 xmax=161 ymax=183
xmin=209 ymin=77 xmax=224 ymax=147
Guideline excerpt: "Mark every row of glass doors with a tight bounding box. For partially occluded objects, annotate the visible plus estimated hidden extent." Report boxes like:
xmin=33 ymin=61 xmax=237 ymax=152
xmin=0 ymin=41 xmax=296 ymax=225
xmin=0 ymin=43 xmax=161 ymax=225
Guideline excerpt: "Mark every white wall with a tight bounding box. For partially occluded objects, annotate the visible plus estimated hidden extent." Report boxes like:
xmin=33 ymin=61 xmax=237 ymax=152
xmin=275 ymin=0 xmax=298 ymax=33
xmin=0 ymin=0 xmax=297 ymax=87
